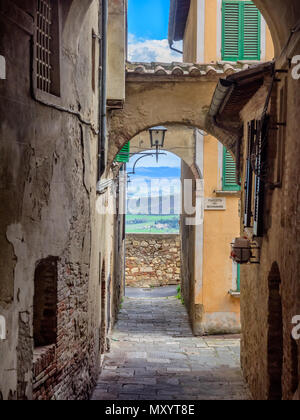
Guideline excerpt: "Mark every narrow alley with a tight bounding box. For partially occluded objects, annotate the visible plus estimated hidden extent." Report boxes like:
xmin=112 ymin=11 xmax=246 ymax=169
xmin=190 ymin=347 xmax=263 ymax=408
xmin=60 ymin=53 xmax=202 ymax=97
xmin=92 ymin=292 xmax=250 ymax=400
xmin=1 ymin=0 xmax=300 ymax=402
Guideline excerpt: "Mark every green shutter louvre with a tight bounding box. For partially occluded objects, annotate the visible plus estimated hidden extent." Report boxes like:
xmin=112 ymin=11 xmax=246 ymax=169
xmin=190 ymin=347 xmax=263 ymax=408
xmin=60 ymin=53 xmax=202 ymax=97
xmin=243 ymin=2 xmax=261 ymax=60
xmin=222 ymin=1 xmax=261 ymax=62
xmin=115 ymin=142 xmax=130 ymax=163
xmin=222 ymin=1 xmax=240 ymax=61
xmin=237 ymin=264 xmax=241 ymax=292
xmin=223 ymin=147 xmax=241 ymax=191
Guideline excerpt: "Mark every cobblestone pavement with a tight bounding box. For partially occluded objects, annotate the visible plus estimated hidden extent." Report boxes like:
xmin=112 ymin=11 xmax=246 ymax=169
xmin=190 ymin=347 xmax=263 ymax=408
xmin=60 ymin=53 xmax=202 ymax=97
xmin=91 ymin=297 xmax=251 ymax=400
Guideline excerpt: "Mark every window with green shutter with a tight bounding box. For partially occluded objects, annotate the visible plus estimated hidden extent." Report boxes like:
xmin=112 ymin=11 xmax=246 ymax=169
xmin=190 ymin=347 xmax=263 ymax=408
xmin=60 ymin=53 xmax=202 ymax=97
xmin=222 ymin=1 xmax=261 ymax=61
xmin=115 ymin=142 xmax=130 ymax=163
xmin=222 ymin=147 xmax=241 ymax=191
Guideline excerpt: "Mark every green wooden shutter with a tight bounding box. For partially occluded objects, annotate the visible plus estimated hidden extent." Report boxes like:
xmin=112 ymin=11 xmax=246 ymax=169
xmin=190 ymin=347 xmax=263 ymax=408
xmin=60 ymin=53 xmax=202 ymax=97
xmin=222 ymin=1 xmax=261 ymax=61
xmin=244 ymin=120 xmax=255 ymax=227
xmin=115 ymin=142 xmax=130 ymax=163
xmin=222 ymin=1 xmax=241 ymax=61
xmin=223 ymin=147 xmax=241 ymax=191
xmin=243 ymin=2 xmax=261 ymax=60
xmin=237 ymin=264 xmax=241 ymax=292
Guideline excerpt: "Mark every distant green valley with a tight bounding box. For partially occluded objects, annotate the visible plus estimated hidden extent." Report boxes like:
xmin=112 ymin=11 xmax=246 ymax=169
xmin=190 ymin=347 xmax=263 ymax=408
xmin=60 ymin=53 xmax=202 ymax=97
xmin=126 ymin=214 xmax=180 ymax=234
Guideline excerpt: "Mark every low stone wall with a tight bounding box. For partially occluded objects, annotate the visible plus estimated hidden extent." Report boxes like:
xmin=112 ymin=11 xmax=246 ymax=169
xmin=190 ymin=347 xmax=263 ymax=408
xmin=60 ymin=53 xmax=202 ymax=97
xmin=126 ymin=234 xmax=181 ymax=288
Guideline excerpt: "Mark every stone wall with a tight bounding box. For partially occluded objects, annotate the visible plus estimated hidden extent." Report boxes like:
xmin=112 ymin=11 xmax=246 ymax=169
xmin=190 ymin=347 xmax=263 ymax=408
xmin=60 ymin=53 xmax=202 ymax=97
xmin=239 ymin=68 xmax=300 ymax=400
xmin=126 ymin=234 xmax=181 ymax=288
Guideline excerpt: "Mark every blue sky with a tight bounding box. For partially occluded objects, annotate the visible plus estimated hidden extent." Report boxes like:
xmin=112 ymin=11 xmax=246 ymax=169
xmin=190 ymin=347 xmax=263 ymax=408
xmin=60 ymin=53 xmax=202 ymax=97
xmin=127 ymin=0 xmax=182 ymax=62
xmin=127 ymin=151 xmax=181 ymax=171
xmin=127 ymin=152 xmax=181 ymax=198
xmin=128 ymin=0 xmax=170 ymax=40
xmin=127 ymin=2 xmax=182 ymax=196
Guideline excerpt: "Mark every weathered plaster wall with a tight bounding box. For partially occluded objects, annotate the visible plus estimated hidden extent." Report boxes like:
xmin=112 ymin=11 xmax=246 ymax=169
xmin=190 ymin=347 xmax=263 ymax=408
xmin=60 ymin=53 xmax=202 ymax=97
xmin=0 ymin=0 xmax=125 ymax=400
xmin=125 ymin=234 xmax=181 ymax=288
xmin=107 ymin=0 xmax=126 ymax=104
xmin=96 ymin=174 xmax=125 ymax=357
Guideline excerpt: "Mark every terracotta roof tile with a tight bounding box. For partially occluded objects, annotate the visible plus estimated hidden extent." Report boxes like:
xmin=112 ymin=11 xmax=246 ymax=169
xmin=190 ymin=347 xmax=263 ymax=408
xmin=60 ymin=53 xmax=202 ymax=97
xmin=126 ymin=61 xmax=256 ymax=77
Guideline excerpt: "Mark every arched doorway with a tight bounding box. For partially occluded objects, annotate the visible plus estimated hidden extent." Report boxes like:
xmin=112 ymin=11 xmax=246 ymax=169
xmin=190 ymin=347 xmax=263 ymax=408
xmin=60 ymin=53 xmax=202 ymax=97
xmin=267 ymin=262 xmax=283 ymax=400
xmin=291 ymin=335 xmax=299 ymax=397
xmin=125 ymin=145 xmax=183 ymax=291
xmin=113 ymin=123 xmax=241 ymax=336
xmin=33 ymin=257 xmax=58 ymax=348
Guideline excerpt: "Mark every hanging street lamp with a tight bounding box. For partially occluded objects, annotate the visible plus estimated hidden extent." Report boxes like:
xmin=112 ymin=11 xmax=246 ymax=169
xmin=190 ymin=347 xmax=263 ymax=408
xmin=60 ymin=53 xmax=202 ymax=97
xmin=149 ymin=126 xmax=167 ymax=162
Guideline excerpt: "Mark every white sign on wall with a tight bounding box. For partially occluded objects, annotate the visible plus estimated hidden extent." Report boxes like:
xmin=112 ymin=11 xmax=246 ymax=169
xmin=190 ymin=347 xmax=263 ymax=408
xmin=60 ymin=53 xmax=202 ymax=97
xmin=204 ymin=197 xmax=226 ymax=211
xmin=0 ymin=315 xmax=6 ymax=340
xmin=0 ymin=55 xmax=6 ymax=80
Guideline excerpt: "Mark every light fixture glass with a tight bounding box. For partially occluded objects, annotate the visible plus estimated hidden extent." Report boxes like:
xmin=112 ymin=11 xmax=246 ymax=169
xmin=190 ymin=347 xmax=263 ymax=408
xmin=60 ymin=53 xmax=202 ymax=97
xmin=149 ymin=126 xmax=167 ymax=148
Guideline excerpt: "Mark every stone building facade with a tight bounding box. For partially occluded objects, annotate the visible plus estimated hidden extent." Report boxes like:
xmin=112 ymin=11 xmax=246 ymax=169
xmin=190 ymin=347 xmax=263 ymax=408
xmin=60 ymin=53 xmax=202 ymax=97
xmin=126 ymin=234 xmax=181 ymax=288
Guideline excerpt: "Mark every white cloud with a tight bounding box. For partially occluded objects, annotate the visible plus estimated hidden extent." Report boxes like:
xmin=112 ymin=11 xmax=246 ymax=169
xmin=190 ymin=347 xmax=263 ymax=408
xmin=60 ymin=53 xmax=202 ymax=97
xmin=127 ymin=178 xmax=181 ymax=198
xmin=128 ymin=34 xmax=182 ymax=63
xmin=127 ymin=151 xmax=181 ymax=169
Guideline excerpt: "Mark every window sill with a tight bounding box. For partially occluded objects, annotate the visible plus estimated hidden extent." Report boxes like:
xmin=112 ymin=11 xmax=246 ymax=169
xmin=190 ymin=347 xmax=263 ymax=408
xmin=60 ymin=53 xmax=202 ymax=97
xmin=217 ymin=60 xmax=262 ymax=65
xmin=229 ymin=290 xmax=241 ymax=298
xmin=33 ymin=344 xmax=56 ymax=380
xmin=34 ymin=88 xmax=62 ymax=108
xmin=214 ymin=190 xmax=241 ymax=197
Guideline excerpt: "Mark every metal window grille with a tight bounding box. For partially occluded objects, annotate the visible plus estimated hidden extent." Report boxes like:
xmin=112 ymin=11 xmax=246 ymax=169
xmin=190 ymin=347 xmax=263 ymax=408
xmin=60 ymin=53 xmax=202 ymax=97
xmin=36 ymin=0 xmax=53 ymax=93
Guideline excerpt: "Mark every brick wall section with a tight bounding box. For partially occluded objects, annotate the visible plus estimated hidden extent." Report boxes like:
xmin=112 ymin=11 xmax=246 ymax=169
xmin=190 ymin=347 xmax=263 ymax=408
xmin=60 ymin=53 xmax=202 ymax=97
xmin=126 ymin=234 xmax=181 ymax=288
xmin=240 ymin=73 xmax=300 ymax=400
xmin=33 ymin=345 xmax=56 ymax=400
xmin=32 ymin=259 xmax=96 ymax=400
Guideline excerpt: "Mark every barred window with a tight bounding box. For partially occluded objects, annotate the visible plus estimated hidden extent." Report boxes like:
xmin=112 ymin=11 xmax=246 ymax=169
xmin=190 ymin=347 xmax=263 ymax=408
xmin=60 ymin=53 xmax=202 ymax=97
xmin=35 ymin=0 xmax=60 ymax=96
xmin=243 ymin=117 xmax=268 ymax=237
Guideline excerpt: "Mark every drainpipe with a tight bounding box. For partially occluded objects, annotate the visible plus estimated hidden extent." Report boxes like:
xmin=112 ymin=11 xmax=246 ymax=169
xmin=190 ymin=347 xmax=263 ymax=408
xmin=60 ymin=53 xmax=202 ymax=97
xmin=97 ymin=0 xmax=108 ymax=187
xmin=169 ymin=42 xmax=183 ymax=55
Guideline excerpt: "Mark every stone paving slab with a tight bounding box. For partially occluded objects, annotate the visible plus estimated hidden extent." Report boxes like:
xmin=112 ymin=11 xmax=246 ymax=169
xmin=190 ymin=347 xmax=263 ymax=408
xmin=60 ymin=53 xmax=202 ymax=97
xmin=91 ymin=296 xmax=251 ymax=401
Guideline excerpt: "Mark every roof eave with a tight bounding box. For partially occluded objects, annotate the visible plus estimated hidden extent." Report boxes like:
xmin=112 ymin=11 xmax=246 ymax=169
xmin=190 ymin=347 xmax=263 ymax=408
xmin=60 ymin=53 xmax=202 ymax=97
xmin=168 ymin=0 xmax=191 ymax=46
xmin=209 ymin=61 xmax=275 ymax=123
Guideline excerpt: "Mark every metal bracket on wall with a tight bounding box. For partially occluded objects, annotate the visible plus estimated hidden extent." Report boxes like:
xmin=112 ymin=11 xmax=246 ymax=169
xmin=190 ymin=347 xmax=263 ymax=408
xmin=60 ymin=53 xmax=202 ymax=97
xmin=249 ymin=242 xmax=261 ymax=264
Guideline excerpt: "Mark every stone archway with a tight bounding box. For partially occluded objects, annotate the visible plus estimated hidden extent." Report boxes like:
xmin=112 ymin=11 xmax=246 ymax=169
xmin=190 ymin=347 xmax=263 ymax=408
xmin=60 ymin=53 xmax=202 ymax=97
xmin=107 ymin=63 xmax=244 ymax=172
xmin=252 ymin=0 xmax=300 ymax=56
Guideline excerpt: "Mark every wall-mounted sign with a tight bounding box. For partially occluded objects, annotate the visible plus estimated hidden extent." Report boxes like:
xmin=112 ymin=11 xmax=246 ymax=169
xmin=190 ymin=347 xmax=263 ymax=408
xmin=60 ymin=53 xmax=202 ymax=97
xmin=0 ymin=315 xmax=6 ymax=340
xmin=204 ymin=197 xmax=226 ymax=211
xmin=0 ymin=55 xmax=6 ymax=79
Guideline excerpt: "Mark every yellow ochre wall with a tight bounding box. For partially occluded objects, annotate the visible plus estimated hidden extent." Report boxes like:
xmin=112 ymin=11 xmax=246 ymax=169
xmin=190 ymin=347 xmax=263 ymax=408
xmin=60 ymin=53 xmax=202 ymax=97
xmin=183 ymin=0 xmax=274 ymax=64
xmin=183 ymin=0 xmax=198 ymax=62
xmin=180 ymin=0 xmax=274 ymax=334
xmin=199 ymin=136 xmax=240 ymax=333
